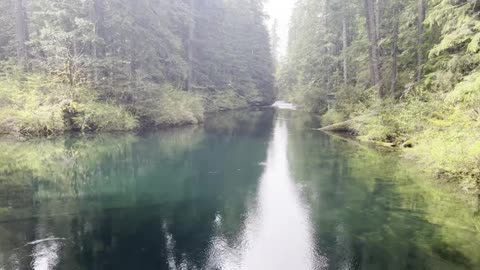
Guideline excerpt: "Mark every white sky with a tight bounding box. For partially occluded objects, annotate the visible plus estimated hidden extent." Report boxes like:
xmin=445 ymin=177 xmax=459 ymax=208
xmin=264 ymin=0 xmax=296 ymax=58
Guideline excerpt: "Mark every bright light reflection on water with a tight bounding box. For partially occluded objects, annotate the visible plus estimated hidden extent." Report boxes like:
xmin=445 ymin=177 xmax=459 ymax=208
xmin=207 ymin=120 xmax=327 ymax=270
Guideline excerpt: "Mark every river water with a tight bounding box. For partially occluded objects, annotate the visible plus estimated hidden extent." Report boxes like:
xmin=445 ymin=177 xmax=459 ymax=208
xmin=0 ymin=108 xmax=479 ymax=270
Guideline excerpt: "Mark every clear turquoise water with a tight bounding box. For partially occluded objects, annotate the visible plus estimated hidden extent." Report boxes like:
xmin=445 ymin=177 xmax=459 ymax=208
xmin=0 ymin=108 xmax=479 ymax=270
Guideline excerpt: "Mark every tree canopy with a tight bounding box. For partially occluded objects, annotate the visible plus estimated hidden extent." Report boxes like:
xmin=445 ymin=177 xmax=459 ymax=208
xmin=0 ymin=0 xmax=275 ymax=136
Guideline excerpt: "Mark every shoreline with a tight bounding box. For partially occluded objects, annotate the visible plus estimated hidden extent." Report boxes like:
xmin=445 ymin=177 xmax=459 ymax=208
xmin=318 ymin=119 xmax=480 ymax=196
xmin=0 ymin=105 xmax=274 ymax=141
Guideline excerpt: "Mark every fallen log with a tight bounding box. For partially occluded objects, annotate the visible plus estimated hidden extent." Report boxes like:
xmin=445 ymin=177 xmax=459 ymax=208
xmin=318 ymin=119 xmax=357 ymax=133
xmin=317 ymin=112 xmax=378 ymax=133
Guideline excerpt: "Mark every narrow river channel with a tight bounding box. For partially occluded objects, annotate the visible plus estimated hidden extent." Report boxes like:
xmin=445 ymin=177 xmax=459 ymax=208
xmin=0 ymin=108 xmax=479 ymax=270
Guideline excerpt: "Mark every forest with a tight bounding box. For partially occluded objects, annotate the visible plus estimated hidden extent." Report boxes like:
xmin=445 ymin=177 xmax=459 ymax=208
xmin=0 ymin=0 xmax=275 ymax=136
xmin=279 ymin=0 xmax=480 ymax=192
xmin=1 ymin=1 xmax=480 ymax=268
xmin=1 ymin=0 xmax=480 ymax=191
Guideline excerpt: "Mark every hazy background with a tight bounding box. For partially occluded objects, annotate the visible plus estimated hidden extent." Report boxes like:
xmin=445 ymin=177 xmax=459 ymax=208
xmin=264 ymin=0 xmax=296 ymax=57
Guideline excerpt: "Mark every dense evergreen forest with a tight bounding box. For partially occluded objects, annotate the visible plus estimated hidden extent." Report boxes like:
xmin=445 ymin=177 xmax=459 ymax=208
xmin=1 ymin=0 xmax=479 ymax=191
xmin=279 ymin=0 xmax=480 ymax=192
xmin=0 ymin=0 xmax=274 ymax=136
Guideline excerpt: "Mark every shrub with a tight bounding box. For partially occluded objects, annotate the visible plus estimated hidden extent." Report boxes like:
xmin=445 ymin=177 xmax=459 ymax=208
xmin=0 ymin=72 xmax=138 ymax=136
xmin=321 ymin=110 xmax=345 ymax=126
xmin=72 ymin=102 xmax=138 ymax=131
xmin=0 ymin=106 xmax=64 ymax=136
xmin=349 ymin=89 xmax=480 ymax=192
xmin=409 ymin=118 xmax=480 ymax=192
xmin=204 ymin=89 xmax=248 ymax=112
xmin=355 ymin=98 xmax=445 ymax=144
xmin=0 ymin=73 xmax=66 ymax=136
xmin=136 ymin=84 xmax=204 ymax=126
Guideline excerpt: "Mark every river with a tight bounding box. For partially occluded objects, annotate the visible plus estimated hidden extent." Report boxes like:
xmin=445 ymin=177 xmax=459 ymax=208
xmin=0 ymin=108 xmax=479 ymax=270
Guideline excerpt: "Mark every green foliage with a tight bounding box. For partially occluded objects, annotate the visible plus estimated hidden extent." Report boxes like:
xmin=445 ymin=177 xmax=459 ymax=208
xmin=191 ymin=0 xmax=275 ymax=105
xmin=352 ymin=93 xmax=480 ymax=191
xmin=137 ymin=85 xmax=204 ymax=126
xmin=0 ymin=106 xmax=64 ymax=136
xmin=446 ymin=70 xmax=480 ymax=108
xmin=335 ymin=85 xmax=377 ymax=117
xmin=320 ymin=110 xmax=345 ymax=126
xmin=356 ymin=99 xmax=435 ymax=143
xmin=204 ymin=89 xmax=248 ymax=112
xmin=279 ymin=0 xmax=369 ymax=112
xmin=0 ymin=0 xmax=275 ymax=137
xmin=281 ymin=0 xmax=480 ymax=190
xmin=0 ymin=72 xmax=65 ymax=136
xmin=426 ymin=0 xmax=480 ymax=57
xmin=410 ymin=121 xmax=480 ymax=192
xmin=0 ymin=69 xmax=137 ymax=136
xmin=72 ymin=102 xmax=138 ymax=131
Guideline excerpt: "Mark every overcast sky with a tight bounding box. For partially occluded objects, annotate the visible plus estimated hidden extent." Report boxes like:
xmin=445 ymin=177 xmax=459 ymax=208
xmin=264 ymin=0 xmax=296 ymax=57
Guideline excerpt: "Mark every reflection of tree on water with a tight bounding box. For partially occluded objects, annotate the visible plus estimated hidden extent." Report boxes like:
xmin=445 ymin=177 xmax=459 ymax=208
xmin=0 ymin=109 xmax=274 ymax=269
xmin=287 ymin=124 xmax=479 ymax=270
xmin=204 ymin=108 xmax=276 ymax=137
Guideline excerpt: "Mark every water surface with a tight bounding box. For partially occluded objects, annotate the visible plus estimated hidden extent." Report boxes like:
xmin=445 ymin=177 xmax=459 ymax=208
xmin=0 ymin=108 xmax=479 ymax=270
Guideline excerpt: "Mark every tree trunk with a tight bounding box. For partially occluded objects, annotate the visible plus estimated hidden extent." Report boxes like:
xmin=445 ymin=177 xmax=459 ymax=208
xmin=374 ymin=0 xmax=383 ymax=40
xmin=390 ymin=5 xmax=399 ymax=94
xmin=270 ymin=19 xmax=280 ymax=71
xmin=92 ymin=0 xmax=106 ymax=58
xmin=129 ymin=0 xmax=140 ymax=99
xmin=90 ymin=0 xmax=106 ymax=85
xmin=416 ymin=0 xmax=426 ymax=82
xmin=364 ymin=0 xmax=383 ymax=97
xmin=15 ymin=0 xmax=29 ymax=71
xmin=342 ymin=12 xmax=348 ymax=86
xmin=325 ymin=0 xmax=332 ymax=93
xmin=186 ymin=0 xmax=195 ymax=91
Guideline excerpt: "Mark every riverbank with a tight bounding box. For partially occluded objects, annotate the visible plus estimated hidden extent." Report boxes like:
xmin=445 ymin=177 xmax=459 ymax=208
xmin=0 ymin=73 xmax=270 ymax=139
xmin=318 ymin=99 xmax=480 ymax=195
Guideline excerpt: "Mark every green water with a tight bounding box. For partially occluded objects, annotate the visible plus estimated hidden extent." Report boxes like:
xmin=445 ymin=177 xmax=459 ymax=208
xmin=0 ymin=108 xmax=479 ymax=270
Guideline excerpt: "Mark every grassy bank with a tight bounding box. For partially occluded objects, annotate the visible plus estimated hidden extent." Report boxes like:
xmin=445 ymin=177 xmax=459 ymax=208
xmin=0 ymin=71 xmax=265 ymax=138
xmin=0 ymin=74 xmax=136 ymax=136
xmin=319 ymin=79 xmax=480 ymax=193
